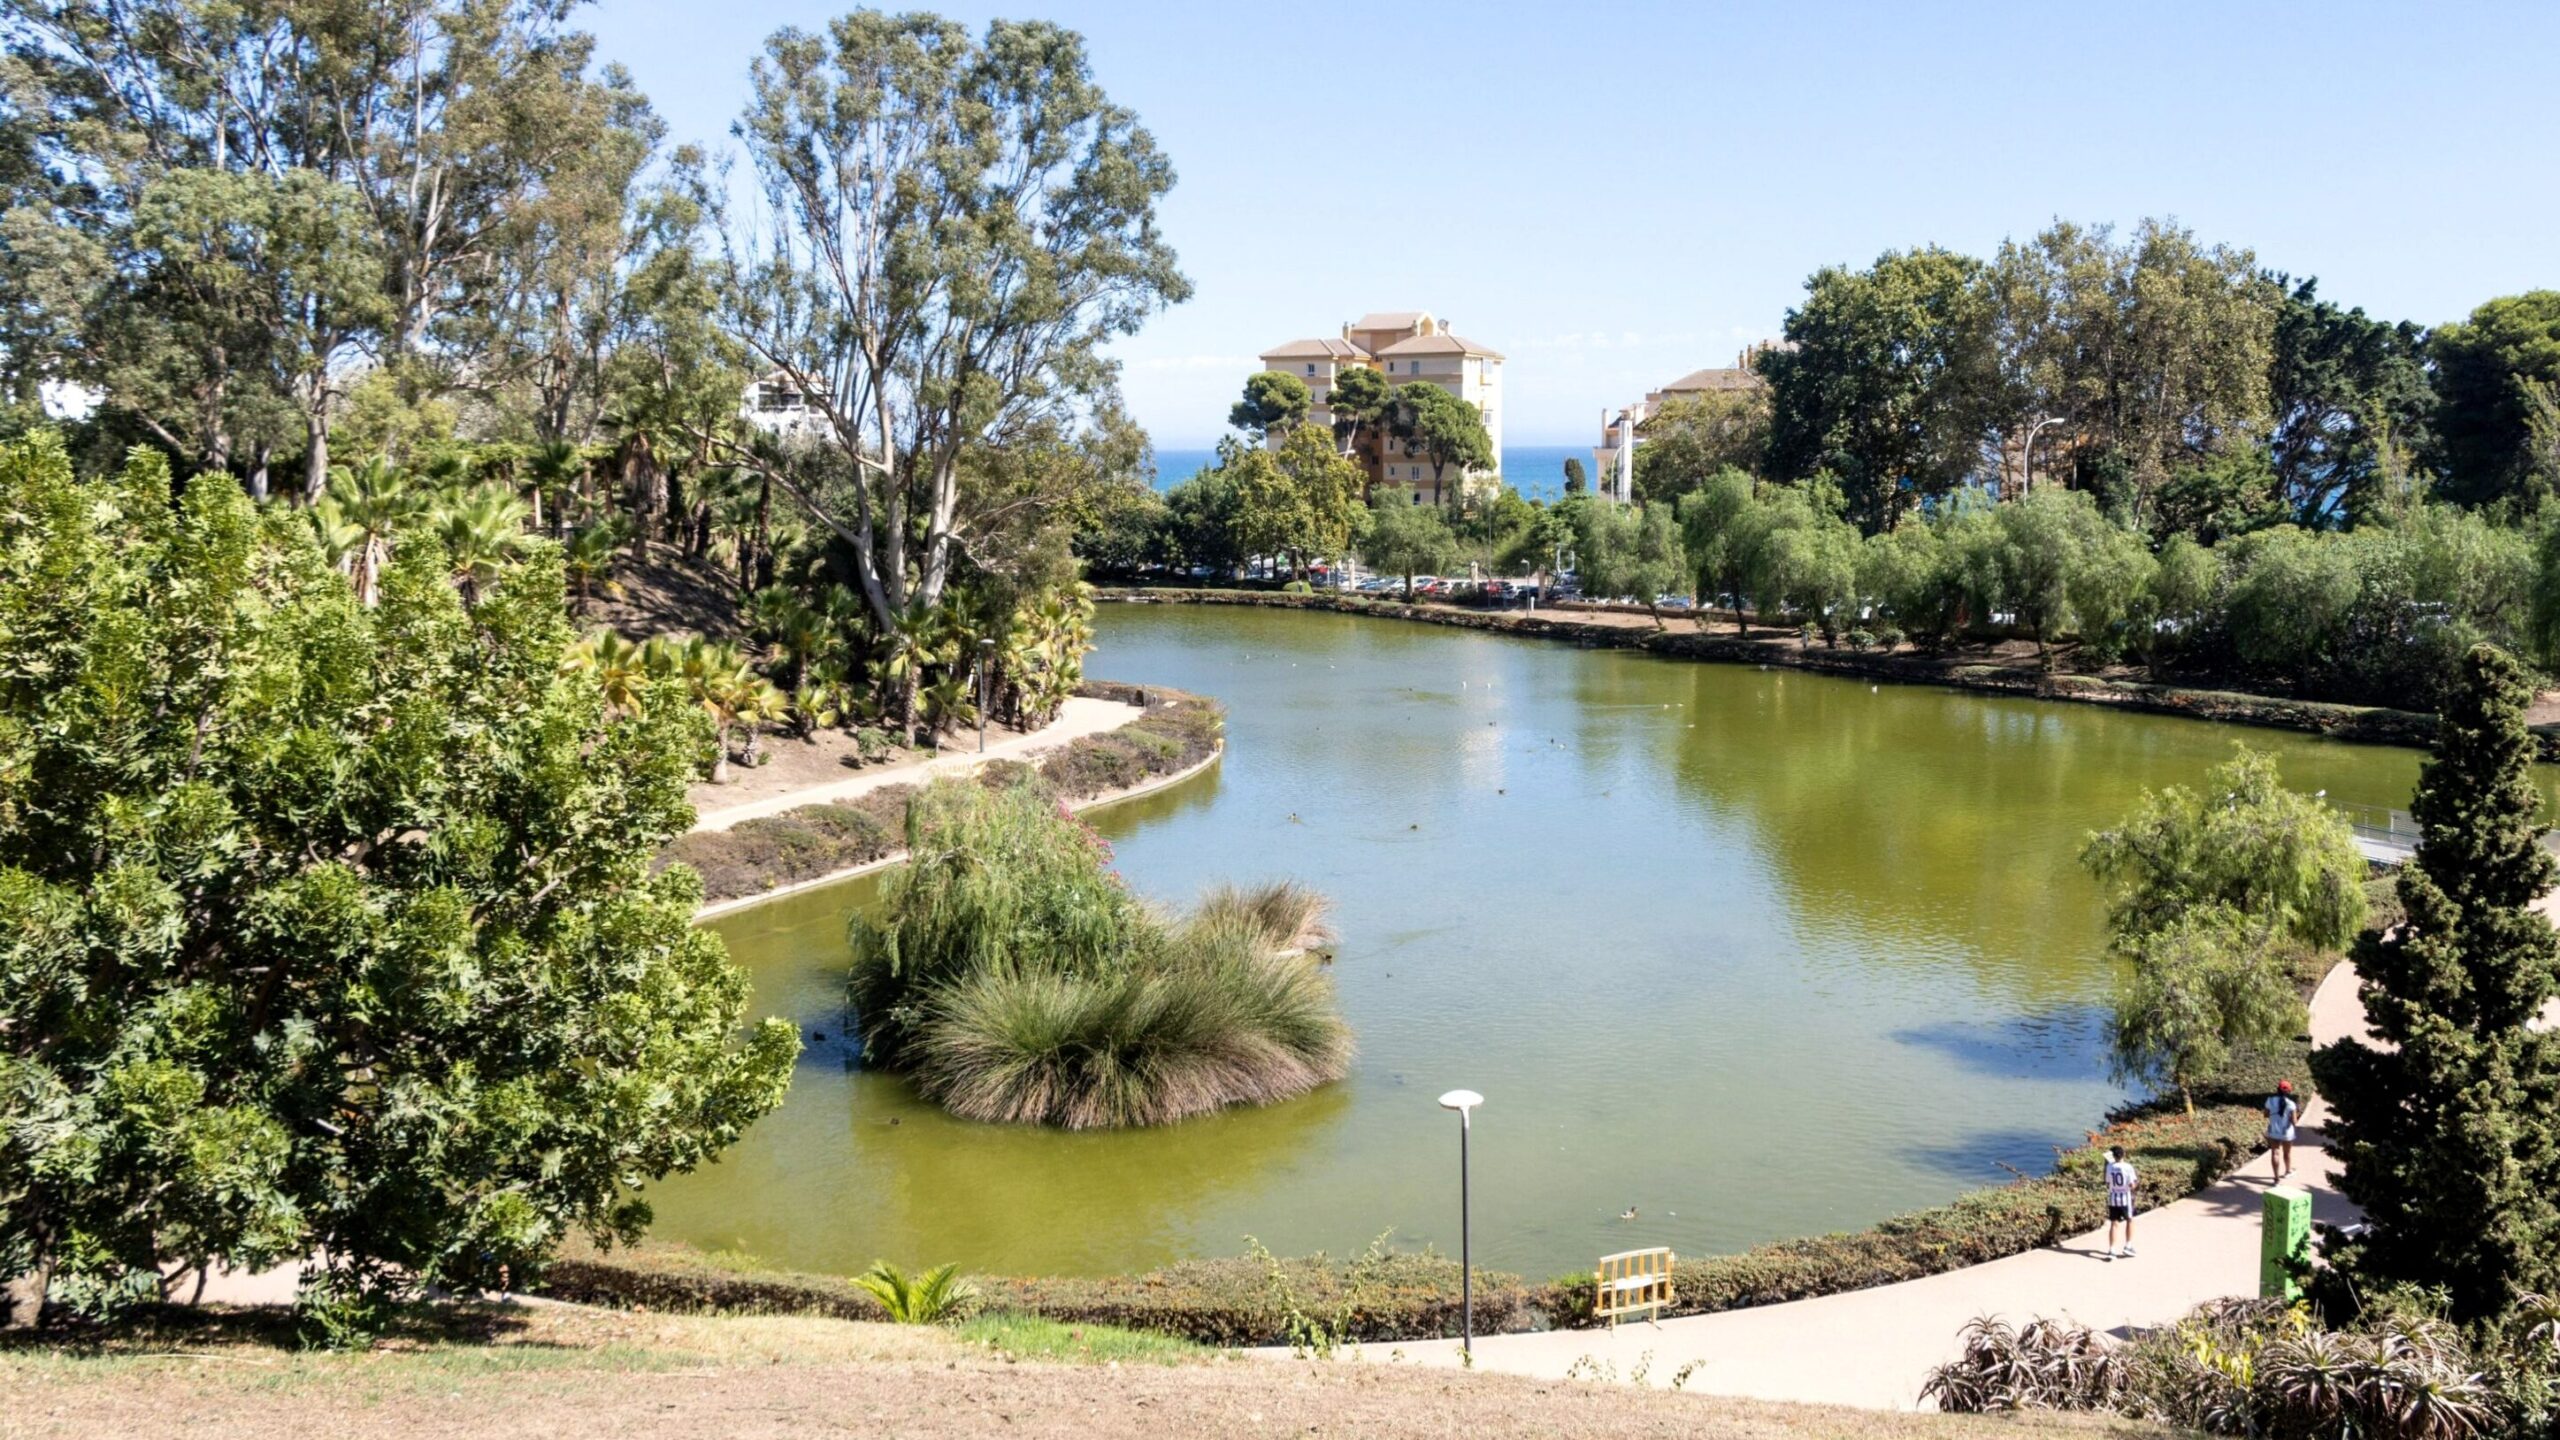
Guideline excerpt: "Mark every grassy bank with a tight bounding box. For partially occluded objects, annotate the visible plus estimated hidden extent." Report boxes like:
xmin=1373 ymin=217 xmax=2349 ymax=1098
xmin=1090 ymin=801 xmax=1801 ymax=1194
xmin=660 ymin=682 xmax=1223 ymax=904
xmin=1102 ymin=587 xmax=2537 ymax=757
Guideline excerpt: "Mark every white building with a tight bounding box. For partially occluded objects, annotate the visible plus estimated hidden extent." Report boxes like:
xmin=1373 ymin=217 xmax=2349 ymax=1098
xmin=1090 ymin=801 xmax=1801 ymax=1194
xmin=741 ymin=371 xmax=831 ymax=440
xmin=1591 ymin=348 xmax=1777 ymax=502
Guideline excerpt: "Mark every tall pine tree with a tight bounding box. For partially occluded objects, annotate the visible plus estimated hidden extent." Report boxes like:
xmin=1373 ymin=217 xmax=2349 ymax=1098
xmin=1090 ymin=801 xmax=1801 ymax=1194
xmin=2314 ymin=645 xmax=2560 ymax=1324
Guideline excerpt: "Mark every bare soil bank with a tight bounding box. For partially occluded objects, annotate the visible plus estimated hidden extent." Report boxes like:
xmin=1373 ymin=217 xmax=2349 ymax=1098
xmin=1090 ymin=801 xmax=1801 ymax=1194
xmin=0 ymin=1303 xmax=2167 ymax=1439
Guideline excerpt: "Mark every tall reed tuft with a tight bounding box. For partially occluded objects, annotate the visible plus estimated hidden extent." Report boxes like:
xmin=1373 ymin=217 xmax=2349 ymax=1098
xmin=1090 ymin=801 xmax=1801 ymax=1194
xmin=850 ymin=777 xmax=1349 ymax=1128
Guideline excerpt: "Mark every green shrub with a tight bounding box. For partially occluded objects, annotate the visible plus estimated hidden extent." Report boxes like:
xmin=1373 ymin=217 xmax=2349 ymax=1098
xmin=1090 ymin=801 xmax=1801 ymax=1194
xmin=1281 ymin=579 xmax=1312 ymax=594
xmin=850 ymin=777 xmax=1346 ymax=1128
xmin=851 ymin=1259 xmax=977 ymax=1324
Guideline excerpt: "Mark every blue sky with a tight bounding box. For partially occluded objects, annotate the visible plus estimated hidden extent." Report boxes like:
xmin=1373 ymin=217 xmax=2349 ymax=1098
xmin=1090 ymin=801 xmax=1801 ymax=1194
xmin=586 ymin=0 xmax=2560 ymax=449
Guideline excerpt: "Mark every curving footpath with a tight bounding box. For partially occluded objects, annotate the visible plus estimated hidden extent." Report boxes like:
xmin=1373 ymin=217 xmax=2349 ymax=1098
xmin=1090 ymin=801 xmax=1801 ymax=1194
xmin=1345 ymin=968 xmax=2377 ymax=1408
xmin=1353 ymin=892 xmax=2560 ymax=1409
xmin=687 ymin=695 xmax=1141 ymax=834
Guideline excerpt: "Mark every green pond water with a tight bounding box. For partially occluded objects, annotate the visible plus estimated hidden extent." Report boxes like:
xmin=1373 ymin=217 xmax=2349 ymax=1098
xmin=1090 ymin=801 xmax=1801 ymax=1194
xmin=648 ymin=605 xmax=2495 ymax=1282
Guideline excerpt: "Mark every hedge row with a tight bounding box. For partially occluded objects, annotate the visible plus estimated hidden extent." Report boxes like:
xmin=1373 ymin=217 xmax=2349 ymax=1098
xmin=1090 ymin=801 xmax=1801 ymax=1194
xmin=546 ymin=1050 xmax=2296 ymax=1344
xmin=1100 ymin=588 xmax=2552 ymax=758
xmin=540 ymin=1244 xmax=1529 ymax=1349
xmin=660 ymin=684 xmax=1224 ymax=903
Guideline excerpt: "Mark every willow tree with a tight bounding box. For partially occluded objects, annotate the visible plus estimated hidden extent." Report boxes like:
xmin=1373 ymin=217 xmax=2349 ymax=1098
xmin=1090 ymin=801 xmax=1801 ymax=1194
xmin=708 ymin=10 xmax=1189 ymax=646
xmin=2084 ymin=745 xmax=2363 ymax=1114
xmin=2082 ymin=744 xmax=2368 ymax=950
xmin=0 ymin=432 xmax=795 ymax=1333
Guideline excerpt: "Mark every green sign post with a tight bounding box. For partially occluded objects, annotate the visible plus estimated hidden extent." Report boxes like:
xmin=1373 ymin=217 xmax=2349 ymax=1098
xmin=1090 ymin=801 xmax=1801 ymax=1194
xmin=2261 ymin=1186 xmax=2312 ymax=1300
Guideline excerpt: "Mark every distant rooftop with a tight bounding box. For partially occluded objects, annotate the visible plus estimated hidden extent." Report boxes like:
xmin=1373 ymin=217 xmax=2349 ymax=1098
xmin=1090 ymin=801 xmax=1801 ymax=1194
xmin=1351 ymin=310 xmax=1429 ymax=332
xmin=1375 ymin=332 xmax=1505 ymax=361
xmin=1657 ymin=365 xmax=1761 ymax=394
xmin=1260 ymin=337 xmax=1370 ymax=361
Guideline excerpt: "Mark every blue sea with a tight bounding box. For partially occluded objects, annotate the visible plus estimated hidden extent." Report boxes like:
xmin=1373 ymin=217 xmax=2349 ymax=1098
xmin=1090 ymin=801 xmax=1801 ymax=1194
xmin=1151 ymin=444 xmax=1587 ymax=504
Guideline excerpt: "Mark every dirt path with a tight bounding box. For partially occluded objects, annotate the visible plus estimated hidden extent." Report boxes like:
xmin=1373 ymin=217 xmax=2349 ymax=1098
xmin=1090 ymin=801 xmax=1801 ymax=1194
xmin=686 ymin=695 xmax=1140 ymax=833
xmin=0 ymin=1305 xmax=2161 ymax=1440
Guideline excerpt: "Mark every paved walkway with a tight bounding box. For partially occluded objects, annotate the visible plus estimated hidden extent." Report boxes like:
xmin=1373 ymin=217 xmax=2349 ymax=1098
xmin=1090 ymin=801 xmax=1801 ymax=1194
xmin=1340 ymin=963 xmax=2371 ymax=1409
xmin=687 ymin=696 xmax=1140 ymax=833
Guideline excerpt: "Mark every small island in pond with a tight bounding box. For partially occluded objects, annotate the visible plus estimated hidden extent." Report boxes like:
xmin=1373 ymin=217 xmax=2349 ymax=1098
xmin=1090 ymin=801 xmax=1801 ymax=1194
xmin=848 ymin=776 xmax=1349 ymax=1129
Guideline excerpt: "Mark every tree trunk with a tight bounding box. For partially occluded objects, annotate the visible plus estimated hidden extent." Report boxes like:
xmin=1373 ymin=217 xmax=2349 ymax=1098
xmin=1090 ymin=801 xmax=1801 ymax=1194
xmin=710 ymin=726 xmax=732 ymax=784
xmin=246 ymin=441 xmax=272 ymax=503
xmin=3 ymin=1229 xmax=47 ymax=1330
xmin=301 ymin=408 xmax=331 ymax=503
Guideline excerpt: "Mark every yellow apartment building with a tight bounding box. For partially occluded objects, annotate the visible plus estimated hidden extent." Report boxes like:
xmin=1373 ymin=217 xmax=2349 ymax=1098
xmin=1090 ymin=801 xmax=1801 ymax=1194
xmin=1258 ymin=310 xmax=1504 ymax=506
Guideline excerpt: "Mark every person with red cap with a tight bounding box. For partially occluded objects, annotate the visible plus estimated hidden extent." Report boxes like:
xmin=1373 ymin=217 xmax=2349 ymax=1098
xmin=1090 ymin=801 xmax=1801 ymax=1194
xmin=2265 ymin=1079 xmax=2301 ymax=1182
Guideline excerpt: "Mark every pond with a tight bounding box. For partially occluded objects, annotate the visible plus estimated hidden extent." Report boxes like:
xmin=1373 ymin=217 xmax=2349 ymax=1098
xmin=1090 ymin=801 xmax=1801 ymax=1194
xmin=647 ymin=603 xmax=2465 ymax=1282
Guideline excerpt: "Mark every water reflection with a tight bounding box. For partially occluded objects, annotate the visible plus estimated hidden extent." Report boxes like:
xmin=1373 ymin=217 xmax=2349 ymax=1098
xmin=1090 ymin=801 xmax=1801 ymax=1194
xmin=646 ymin=605 xmax=2498 ymax=1280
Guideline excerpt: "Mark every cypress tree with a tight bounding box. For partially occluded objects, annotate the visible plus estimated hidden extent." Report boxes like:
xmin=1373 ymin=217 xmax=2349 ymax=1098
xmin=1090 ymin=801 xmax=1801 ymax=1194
xmin=2314 ymin=644 xmax=2560 ymax=1324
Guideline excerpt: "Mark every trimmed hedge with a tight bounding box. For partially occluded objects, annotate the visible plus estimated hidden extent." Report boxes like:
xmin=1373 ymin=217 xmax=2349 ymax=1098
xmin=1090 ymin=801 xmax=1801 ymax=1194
xmin=661 ymin=685 xmax=1224 ymax=903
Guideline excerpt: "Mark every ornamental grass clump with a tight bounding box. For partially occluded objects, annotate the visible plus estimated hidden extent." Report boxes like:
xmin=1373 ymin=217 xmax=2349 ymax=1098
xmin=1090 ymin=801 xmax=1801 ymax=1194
xmin=849 ymin=778 xmax=1348 ymax=1128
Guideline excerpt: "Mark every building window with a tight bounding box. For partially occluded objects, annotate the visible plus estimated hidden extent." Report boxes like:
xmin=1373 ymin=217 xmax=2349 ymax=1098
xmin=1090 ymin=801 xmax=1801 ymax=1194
xmin=1410 ymin=492 xmax=1422 ymax=506
xmin=1305 ymin=363 xmax=1316 ymax=375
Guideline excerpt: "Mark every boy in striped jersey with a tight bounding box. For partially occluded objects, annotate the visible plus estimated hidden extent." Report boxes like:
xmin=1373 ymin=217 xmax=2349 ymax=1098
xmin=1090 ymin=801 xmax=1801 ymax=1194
xmin=2103 ymin=1145 xmax=2139 ymax=1260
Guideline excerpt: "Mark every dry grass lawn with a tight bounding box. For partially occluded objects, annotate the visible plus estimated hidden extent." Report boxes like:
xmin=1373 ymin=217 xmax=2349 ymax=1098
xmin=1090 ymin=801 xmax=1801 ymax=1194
xmin=0 ymin=1301 xmax=2170 ymax=1440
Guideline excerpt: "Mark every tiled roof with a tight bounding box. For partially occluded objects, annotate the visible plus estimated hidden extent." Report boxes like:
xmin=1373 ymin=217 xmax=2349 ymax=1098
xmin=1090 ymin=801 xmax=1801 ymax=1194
xmin=1351 ymin=311 xmax=1429 ymax=332
xmin=1375 ymin=332 xmax=1505 ymax=361
xmin=1658 ymin=365 xmax=1762 ymax=393
xmin=1261 ymin=337 xmax=1370 ymax=361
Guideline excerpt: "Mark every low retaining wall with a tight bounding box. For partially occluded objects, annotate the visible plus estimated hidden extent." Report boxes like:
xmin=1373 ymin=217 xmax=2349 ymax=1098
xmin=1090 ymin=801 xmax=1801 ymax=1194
xmin=1099 ymin=588 xmax=2518 ymax=756
xmin=663 ymin=683 xmax=1224 ymax=913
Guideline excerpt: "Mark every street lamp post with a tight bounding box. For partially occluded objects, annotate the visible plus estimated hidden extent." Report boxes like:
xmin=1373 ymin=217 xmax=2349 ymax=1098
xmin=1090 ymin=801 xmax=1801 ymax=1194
xmin=1437 ymin=1088 xmax=1483 ymax=1357
xmin=976 ymin=640 xmax=993 ymax=754
xmin=2021 ymin=415 xmax=2067 ymax=497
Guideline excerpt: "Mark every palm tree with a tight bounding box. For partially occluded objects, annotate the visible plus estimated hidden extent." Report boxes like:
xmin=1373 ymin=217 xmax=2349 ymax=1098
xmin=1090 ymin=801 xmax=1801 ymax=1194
xmin=876 ymin=601 xmax=963 ymax=741
xmin=317 ymin=456 xmax=423 ymax=607
xmin=527 ymin=441 xmax=585 ymax=538
xmin=736 ymin=673 xmax=790 ymax=768
xmin=568 ymin=628 xmax=649 ymax=715
xmin=562 ymin=517 xmax=631 ymax=615
xmin=433 ymin=485 xmax=532 ymax=605
xmin=694 ymin=649 xmax=776 ymax=783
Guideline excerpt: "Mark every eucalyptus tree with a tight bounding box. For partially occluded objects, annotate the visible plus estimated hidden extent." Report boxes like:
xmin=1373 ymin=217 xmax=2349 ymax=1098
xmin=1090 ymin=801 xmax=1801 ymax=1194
xmin=0 ymin=431 xmax=795 ymax=1333
xmin=3 ymin=0 xmax=649 ymax=491
xmin=1988 ymin=219 xmax=2280 ymax=522
xmin=705 ymin=10 xmax=1188 ymax=653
